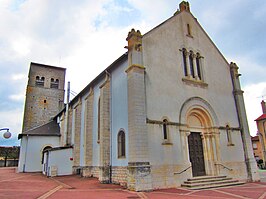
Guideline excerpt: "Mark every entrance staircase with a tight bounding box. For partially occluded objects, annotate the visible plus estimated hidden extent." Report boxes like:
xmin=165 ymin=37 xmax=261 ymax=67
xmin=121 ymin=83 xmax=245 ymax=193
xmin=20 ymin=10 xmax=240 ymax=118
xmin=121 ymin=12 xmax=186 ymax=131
xmin=181 ymin=175 xmax=245 ymax=190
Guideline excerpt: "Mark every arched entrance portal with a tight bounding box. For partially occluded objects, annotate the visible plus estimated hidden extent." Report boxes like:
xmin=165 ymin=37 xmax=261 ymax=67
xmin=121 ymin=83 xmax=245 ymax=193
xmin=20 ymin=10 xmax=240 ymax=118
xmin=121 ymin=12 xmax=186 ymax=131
xmin=187 ymin=108 xmax=212 ymax=177
xmin=179 ymin=97 xmax=220 ymax=177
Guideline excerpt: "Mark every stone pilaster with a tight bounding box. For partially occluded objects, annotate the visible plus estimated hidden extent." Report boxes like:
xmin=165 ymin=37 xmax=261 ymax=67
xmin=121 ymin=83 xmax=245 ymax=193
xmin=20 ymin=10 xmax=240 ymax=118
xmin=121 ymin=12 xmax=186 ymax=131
xmin=99 ymin=75 xmax=111 ymax=183
xmin=73 ymin=101 xmax=81 ymax=167
xmin=230 ymin=62 xmax=260 ymax=181
xmin=85 ymin=88 xmax=94 ymax=167
xmin=125 ymin=29 xmax=152 ymax=191
xmin=81 ymin=88 xmax=94 ymax=177
xmin=67 ymin=109 xmax=72 ymax=145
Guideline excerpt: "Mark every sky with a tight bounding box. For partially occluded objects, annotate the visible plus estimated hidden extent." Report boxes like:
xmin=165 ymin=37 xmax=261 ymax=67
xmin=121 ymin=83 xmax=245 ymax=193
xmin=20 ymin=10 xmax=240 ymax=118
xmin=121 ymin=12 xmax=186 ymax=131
xmin=0 ymin=0 xmax=266 ymax=146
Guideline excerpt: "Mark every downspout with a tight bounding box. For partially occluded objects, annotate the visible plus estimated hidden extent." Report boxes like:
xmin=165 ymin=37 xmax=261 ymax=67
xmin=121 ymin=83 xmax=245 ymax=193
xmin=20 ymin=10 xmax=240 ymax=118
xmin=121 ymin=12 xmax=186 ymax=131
xmin=65 ymin=81 xmax=70 ymax=145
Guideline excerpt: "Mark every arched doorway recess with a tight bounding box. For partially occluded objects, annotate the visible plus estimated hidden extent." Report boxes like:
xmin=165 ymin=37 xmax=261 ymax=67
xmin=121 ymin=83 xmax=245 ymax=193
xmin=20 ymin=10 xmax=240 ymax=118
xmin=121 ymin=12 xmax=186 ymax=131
xmin=179 ymin=97 xmax=220 ymax=177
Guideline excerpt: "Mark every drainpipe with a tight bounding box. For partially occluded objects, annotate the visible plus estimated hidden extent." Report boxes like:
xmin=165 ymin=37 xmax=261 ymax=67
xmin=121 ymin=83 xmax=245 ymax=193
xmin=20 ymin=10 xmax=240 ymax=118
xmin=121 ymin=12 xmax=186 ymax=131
xmin=65 ymin=81 xmax=70 ymax=145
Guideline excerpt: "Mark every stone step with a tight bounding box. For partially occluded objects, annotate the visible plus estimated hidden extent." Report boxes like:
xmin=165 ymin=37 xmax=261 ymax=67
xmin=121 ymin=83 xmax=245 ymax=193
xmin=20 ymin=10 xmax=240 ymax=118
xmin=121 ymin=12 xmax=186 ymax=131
xmin=187 ymin=175 xmax=227 ymax=181
xmin=185 ymin=177 xmax=232 ymax=184
xmin=183 ymin=181 xmax=245 ymax=190
xmin=181 ymin=176 xmax=245 ymax=190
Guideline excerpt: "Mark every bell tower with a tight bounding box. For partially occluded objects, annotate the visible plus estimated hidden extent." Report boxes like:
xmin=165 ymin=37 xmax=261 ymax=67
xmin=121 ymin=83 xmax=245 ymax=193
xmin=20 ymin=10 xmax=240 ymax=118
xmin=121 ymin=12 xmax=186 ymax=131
xmin=22 ymin=62 xmax=66 ymax=132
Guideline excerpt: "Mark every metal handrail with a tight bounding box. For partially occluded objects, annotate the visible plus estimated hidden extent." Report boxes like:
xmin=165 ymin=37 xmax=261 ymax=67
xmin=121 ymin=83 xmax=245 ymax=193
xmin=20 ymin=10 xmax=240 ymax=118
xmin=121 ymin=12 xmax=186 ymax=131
xmin=174 ymin=166 xmax=192 ymax=175
xmin=215 ymin=163 xmax=233 ymax=171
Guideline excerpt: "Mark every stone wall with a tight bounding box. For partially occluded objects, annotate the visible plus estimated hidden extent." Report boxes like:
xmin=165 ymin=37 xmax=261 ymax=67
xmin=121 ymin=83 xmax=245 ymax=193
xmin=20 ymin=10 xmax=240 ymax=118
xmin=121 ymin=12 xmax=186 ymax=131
xmin=111 ymin=166 xmax=128 ymax=187
xmin=22 ymin=63 xmax=65 ymax=132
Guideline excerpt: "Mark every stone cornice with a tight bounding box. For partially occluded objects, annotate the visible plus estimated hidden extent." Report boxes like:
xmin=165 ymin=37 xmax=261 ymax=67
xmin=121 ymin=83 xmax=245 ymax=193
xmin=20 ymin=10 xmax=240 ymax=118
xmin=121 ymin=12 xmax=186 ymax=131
xmin=125 ymin=64 xmax=145 ymax=73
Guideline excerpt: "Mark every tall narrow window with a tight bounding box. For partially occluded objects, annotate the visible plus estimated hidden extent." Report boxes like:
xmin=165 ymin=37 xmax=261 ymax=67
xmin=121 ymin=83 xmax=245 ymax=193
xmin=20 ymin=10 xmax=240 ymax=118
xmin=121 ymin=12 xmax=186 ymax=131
xmin=226 ymin=125 xmax=233 ymax=145
xmin=118 ymin=130 xmax=126 ymax=158
xmin=196 ymin=53 xmax=202 ymax=80
xmin=97 ymin=98 xmax=101 ymax=142
xmin=187 ymin=24 xmax=192 ymax=36
xmin=182 ymin=48 xmax=188 ymax=76
xmin=163 ymin=119 xmax=168 ymax=140
xmin=189 ymin=51 xmax=195 ymax=78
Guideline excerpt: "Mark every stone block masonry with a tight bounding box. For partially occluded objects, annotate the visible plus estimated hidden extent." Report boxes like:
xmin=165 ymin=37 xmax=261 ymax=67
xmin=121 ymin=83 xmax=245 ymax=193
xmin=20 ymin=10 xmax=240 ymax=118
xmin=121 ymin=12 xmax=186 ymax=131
xmin=85 ymin=89 xmax=94 ymax=166
xmin=73 ymin=102 xmax=81 ymax=167
xmin=99 ymin=76 xmax=111 ymax=183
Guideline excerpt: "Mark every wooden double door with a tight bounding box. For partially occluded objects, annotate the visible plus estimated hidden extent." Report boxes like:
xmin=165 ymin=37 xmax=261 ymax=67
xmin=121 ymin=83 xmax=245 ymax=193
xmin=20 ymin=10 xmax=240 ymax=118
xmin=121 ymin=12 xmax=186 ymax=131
xmin=188 ymin=132 xmax=206 ymax=177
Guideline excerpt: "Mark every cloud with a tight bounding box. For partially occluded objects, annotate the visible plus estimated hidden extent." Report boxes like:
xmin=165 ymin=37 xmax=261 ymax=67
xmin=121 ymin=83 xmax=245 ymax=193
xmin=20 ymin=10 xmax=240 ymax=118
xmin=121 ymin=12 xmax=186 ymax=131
xmin=243 ymin=82 xmax=266 ymax=136
xmin=0 ymin=0 xmax=266 ymax=146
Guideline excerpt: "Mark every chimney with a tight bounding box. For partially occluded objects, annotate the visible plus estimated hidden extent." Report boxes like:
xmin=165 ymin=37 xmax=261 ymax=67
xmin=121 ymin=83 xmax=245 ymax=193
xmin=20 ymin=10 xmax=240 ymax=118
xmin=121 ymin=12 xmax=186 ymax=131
xmin=261 ymin=100 xmax=266 ymax=114
xmin=179 ymin=1 xmax=190 ymax=12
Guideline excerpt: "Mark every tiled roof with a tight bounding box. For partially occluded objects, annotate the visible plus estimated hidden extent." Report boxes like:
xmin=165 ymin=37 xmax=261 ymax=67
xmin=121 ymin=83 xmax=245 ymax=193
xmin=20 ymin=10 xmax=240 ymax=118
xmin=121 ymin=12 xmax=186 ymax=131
xmin=255 ymin=114 xmax=266 ymax=121
xmin=251 ymin=135 xmax=259 ymax=141
xmin=18 ymin=120 xmax=60 ymax=139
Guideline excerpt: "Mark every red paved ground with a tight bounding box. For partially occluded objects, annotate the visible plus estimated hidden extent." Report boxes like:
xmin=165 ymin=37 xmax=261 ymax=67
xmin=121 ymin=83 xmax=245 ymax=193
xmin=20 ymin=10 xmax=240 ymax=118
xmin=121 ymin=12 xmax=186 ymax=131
xmin=1 ymin=167 xmax=266 ymax=199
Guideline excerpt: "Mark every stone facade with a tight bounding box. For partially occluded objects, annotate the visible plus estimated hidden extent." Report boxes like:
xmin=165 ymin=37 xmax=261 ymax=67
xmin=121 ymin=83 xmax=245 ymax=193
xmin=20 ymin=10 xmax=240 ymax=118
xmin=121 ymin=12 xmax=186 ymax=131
xmin=20 ymin=1 xmax=260 ymax=191
xmin=22 ymin=62 xmax=65 ymax=132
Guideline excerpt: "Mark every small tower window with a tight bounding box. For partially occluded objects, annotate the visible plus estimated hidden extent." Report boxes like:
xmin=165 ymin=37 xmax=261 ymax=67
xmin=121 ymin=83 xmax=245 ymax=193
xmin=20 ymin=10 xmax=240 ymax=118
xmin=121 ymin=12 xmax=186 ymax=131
xmin=118 ymin=130 xmax=126 ymax=158
xmin=50 ymin=78 xmax=59 ymax=89
xmin=35 ymin=76 xmax=44 ymax=87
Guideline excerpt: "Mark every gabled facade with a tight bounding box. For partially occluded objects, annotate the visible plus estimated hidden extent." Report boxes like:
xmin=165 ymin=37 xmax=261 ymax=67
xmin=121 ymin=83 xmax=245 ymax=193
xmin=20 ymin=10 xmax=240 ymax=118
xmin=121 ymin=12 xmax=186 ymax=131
xmin=19 ymin=1 xmax=259 ymax=191
xmin=255 ymin=100 xmax=266 ymax=167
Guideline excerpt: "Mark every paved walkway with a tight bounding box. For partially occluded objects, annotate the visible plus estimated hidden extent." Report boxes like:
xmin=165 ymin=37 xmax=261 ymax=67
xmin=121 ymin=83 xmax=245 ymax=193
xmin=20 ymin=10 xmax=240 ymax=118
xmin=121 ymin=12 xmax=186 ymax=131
xmin=1 ymin=167 xmax=266 ymax=199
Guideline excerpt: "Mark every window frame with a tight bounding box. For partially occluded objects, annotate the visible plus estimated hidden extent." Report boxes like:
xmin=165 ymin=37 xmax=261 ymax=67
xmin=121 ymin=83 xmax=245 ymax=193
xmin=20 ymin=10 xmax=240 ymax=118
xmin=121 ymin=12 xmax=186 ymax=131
xmin=117 ymin=130 xmax=126 ymax=158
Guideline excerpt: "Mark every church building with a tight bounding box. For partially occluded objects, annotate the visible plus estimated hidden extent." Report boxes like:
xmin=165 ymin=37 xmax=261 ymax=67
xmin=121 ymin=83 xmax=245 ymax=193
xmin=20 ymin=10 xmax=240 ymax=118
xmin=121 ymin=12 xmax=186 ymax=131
xmin=18 ymin=1 xmax=259 ymax=191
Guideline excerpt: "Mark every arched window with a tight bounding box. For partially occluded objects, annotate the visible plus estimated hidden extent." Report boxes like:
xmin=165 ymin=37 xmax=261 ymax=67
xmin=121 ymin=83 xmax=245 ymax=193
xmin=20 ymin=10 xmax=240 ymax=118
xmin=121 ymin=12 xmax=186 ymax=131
xmin=182 ymin=48 xmax=188 ymax=76
xmin=50 ymin=78 xmax=59 ymax=89
xmin=35 ymin=76 xmax=44 ymax=87
xmin=189 ymin=51 xmax=195 ymax=78
xmin=97 ymin=98 xmax=101 ymax=142
xmin=196 ymin=53 xmax=202 ymax=80
xmin=163 ymin=119 xmax=169 ymax=140
xmin=118 ymin=130 xmax=126 ymax=158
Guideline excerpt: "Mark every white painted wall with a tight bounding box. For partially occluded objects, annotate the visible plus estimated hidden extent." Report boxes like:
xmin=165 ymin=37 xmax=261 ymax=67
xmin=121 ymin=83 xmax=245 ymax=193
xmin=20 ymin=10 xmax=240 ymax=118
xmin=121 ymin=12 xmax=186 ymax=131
xmin=18 ymin=136 xmax=60 ymax=172
xmin=45 ymin=148 xmax=73 ymax=176
xmin=92 ymin=79 xmax=104 ymax=166
xmin=110 ymin=59 xmax=129 ymax=166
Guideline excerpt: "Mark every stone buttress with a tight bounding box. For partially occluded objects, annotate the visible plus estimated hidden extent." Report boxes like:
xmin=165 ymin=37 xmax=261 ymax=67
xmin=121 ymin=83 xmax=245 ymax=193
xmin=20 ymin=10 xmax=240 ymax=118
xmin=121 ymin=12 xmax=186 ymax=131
xmin=230 ymin=62 xmax=260 ymax=182
xmin=125 ymin=29 xmax=152 ymax=191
